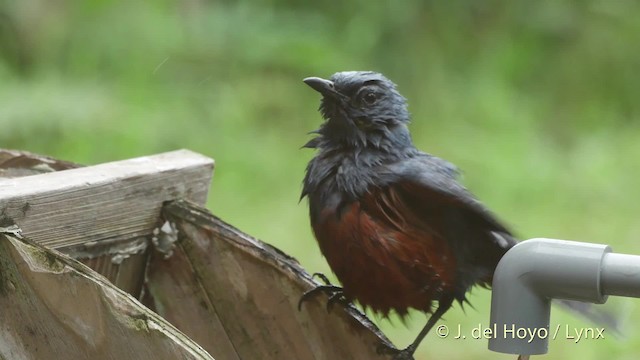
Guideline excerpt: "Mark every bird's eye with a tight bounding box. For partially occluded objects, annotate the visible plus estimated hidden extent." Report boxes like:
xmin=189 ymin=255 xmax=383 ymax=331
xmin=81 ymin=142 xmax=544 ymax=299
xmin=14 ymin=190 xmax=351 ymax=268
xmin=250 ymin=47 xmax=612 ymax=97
xmin=362 ymin=92 xmax=377 ymax=105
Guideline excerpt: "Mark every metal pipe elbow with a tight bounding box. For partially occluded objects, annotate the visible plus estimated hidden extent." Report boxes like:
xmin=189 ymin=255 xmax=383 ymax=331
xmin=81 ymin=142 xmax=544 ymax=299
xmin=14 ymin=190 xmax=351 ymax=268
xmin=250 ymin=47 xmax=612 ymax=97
xmin=489 ymin=238 xmax=610 ymax=355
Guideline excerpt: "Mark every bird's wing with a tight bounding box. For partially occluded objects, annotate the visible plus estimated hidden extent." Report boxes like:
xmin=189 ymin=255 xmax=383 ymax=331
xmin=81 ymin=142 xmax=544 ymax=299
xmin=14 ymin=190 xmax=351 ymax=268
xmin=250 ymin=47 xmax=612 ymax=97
xmin=358 ymin=154 xmax=515 ymax=292
xmin=377 ymin=154 xmax=513 ymax=236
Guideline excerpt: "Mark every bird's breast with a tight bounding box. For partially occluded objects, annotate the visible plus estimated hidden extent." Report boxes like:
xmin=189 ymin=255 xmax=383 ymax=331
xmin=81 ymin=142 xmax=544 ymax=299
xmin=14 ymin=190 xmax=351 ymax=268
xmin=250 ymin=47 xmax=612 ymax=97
xmin=310 ymin=192 xmax=457 ymax=317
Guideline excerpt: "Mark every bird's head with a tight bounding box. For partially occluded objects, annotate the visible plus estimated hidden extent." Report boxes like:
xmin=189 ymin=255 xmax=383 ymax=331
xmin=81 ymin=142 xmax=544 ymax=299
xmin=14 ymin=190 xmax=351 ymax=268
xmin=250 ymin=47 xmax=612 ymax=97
xmin=303 ymin=71 xmax=413 ymax=152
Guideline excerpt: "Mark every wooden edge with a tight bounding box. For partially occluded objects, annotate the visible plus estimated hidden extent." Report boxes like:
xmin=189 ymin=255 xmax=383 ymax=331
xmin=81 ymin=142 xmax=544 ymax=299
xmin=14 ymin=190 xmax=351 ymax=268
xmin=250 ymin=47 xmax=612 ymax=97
xmin=161 ymin=200 xmax=397 ymax=358
xmin=0 ymin=226 xmax=215 ymax=360
xmin=0 ymin=149 xmax=214 ymax=249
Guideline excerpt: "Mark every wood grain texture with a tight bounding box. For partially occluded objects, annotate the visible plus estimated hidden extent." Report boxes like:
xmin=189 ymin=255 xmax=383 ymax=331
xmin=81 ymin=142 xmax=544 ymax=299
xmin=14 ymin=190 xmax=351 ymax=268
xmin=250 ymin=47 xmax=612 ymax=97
xmin=0 ymin=149 xmax=214 ymax=250
xmin=155 ymin=200 xmax=397 ymax=360
xmin=80 ymin=243 xmax=150 ymax=296
xmin=144 ymin=242 xmax=241 ymax=360
xmin=0 ymin=230 xmax=214 ymax=360
xmin=0 ymin=149 xmax=161 ymax=298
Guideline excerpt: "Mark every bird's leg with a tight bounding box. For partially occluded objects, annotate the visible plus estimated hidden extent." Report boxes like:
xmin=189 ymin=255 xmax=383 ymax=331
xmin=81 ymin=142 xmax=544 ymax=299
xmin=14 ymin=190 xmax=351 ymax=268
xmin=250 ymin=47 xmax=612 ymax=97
xmin=298 ymin=272 xmax=347 ymax=312
xmin=378 ymin=296 xmax=454 ymax=360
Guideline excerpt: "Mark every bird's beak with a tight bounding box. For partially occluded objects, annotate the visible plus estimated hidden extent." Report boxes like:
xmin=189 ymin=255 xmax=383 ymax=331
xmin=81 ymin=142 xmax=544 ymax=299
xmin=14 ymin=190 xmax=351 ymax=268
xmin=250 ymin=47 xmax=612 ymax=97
xmin=303 ymin=77 xmax=338 ymax=98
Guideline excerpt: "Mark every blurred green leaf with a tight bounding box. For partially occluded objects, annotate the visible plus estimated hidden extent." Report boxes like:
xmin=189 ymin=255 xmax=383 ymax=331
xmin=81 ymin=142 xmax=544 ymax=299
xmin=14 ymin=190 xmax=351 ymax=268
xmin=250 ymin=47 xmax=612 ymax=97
xmin=1 ymin=1 xmax=639 ymax=359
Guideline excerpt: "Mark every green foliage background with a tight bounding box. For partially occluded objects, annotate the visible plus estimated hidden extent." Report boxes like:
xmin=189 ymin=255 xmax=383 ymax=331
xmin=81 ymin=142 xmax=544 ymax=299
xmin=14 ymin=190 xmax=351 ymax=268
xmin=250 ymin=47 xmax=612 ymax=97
xmin=2 ymin=1 xmax=640 ymax=359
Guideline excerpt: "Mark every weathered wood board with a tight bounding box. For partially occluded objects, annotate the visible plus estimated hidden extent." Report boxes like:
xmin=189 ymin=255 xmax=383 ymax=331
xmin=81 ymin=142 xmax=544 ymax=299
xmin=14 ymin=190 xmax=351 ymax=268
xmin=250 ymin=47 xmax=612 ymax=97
xmin=0 ymin=149 xmax=214 ymax=250
xmin=145 ymin=200 xmax=397 ymax=360
xmin=0 ymin=227 xmax=215 ymax=360
xmin=0 ymin=149 xmax=213 ymax=299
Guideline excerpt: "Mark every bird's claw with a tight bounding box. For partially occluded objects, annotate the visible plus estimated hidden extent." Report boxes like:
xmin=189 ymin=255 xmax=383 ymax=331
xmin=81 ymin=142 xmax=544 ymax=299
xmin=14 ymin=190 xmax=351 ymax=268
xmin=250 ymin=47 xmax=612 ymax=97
xmin=298 ymin=284 xmax=344 ymax=311
xmin=326 ymin=291 xmax=349 ymax=311
xmin=299 ymin=272 xmax=351 ymax=312
xmin=310 ymin=272 xmax=333 ymax=285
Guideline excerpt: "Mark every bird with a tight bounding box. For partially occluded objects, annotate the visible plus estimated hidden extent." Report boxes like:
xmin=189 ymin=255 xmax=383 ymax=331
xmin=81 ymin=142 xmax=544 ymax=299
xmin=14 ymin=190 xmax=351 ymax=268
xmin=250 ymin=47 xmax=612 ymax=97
xmin=297 ymin=71 xmax=614 ymax=359
xmin=297 ymin=70 xmax=514 ymax=359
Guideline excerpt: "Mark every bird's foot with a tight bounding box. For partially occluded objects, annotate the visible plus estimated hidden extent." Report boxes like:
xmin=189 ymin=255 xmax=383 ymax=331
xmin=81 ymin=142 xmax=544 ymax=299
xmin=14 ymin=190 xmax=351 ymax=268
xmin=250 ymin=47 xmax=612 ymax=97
xmin=310 ymin=272 xmax=333 ymax=285
xmin=376 ymin=344 xmax=416 ymax=360
xmin=298 ymin=273 xmax=348 ymax=312
xmin=325 ymin=290 xmax=349 ymax=311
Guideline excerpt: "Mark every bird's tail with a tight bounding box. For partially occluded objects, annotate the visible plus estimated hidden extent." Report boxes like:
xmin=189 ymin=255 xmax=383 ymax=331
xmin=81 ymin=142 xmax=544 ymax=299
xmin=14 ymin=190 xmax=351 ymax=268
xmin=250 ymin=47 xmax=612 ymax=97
xmin=555 ymin=299 xmax=621 ymax=335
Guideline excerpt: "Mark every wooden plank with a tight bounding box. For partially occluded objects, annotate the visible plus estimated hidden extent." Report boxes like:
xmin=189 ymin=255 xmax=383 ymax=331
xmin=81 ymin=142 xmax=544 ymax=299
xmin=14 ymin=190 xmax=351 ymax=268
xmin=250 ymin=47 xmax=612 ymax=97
xmin=0 ymin=149 xmax=153 ymax=298
xmin=80 ymin=242 xmax=150 ymax=296
xmin=155 ymin=200 xmax=396 ymax=360
xmin=0 ymin=150 xmax=214 ymax=250
xmin=144 ymin=242 xmax=241 ymax=360
xmin=0 ymin=227 xmax=215 ymax=360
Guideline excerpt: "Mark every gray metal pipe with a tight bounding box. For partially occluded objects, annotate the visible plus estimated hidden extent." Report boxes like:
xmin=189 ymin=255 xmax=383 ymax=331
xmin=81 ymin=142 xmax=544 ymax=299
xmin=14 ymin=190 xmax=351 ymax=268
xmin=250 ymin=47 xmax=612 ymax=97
xmin=601 ymin=253 xmax=640 ymax=297
xmin=489 ymin=238 xmax=640 ymax=355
